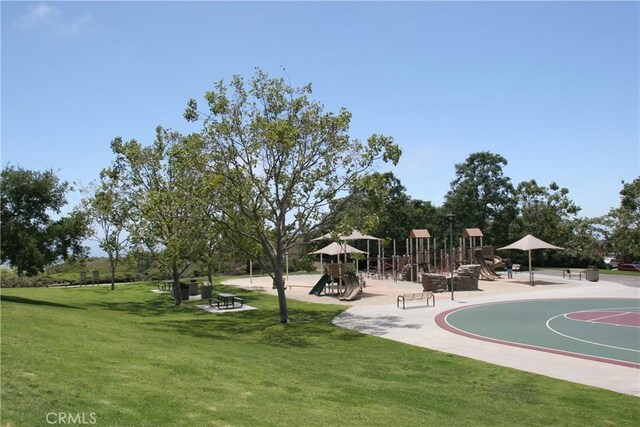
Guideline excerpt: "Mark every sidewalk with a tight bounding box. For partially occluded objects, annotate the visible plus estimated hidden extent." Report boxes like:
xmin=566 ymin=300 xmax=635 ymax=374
xmin=223 ymin=273 xmax=640 ymax=396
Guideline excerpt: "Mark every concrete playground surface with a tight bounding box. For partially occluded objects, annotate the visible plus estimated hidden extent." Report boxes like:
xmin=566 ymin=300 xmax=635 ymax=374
xmin=223 ymin=272 xmax=640 ymax=396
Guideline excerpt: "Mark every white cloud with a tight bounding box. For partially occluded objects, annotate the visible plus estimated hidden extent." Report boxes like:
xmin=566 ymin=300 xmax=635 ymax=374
xmin=15 ymin=2 xmax=92 ymax=36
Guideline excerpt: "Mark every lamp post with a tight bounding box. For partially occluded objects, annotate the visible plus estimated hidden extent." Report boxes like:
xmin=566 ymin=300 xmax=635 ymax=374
xmin=446 ymin=213 xmax=455 ymax=300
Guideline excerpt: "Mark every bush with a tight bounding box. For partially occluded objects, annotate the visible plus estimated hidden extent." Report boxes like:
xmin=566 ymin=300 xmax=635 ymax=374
xmin=1 ymin=275 xmax=35 ymax=288
xmin=145 ymin=268 xmax=169 ymax=281
xmin=31 ymin=276 xmax=55 ymax=287
xmin=292 ymin=255 xmax=317 ymax=273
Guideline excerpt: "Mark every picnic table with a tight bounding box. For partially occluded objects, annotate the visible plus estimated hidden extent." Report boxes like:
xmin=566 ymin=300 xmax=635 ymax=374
xmin=158 ymin=280 xmax=173 ymax=292
xmin=210 ymin=292 xmax=244 ymax=310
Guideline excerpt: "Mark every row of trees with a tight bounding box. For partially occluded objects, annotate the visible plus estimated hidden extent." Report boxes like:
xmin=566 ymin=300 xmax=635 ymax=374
xmin=2 ymin=69 xmax=638 ymax=323
xmin=339 ymin=165 xmax=639 ymax=268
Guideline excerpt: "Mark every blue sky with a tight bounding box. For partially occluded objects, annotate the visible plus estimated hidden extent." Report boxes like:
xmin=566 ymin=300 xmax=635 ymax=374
xmin=2 ymin=1 xmax=639 ymax=231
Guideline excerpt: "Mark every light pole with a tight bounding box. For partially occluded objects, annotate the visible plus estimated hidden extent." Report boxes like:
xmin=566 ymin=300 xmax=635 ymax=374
xmin=446 ymin=213 xmax=455 ymax=300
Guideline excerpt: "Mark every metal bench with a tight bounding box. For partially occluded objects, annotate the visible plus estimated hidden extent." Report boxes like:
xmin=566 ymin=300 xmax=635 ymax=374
xmin=397 ymin=292 xmax=435 ymax=309
xmin=562 ymin=269 xmax=586 ymax=280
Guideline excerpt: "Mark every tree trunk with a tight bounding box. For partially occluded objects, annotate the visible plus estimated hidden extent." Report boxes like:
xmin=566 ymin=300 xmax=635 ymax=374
xmin=207 ymin=265 xmax=213 ymax=287
xmin=109 ymin=254 xmax=116 ymax=291
xmin=273 ymin=261 xmax=288 ymax=323
xmin=172 ymin=263 xmax=182 ymax=305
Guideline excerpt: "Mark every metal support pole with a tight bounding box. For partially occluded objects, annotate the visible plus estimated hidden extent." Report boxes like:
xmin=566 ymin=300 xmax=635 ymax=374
xmin=447 ymin=214 xmax=455 ymax=300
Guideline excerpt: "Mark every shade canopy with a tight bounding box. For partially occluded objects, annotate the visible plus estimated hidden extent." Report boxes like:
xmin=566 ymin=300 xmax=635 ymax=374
xmin=312 ymin=230 xmax=380 ymax=241
xmin=309 ymin=242 xmax=367 ymax=256
xmin=498 ymin=234 xmax=564 ymax=251
xmin=498 ymin=234 xmax=564 ymax=284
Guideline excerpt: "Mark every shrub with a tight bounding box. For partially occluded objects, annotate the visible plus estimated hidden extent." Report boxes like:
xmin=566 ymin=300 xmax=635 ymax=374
xmin=31 ymin=275 xmax=55 ymax=287
xmin=292 ymin=255 xmax=317 ymax=273
xmin=1 ymin=275 xmax=34 ymax=288
xmin=146 ymin=268 xmax=169 ymax=281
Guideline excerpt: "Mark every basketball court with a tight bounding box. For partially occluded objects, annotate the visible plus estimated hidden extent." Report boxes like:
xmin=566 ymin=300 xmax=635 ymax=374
xmin=436 ymin=298 xmax=640 ymax=368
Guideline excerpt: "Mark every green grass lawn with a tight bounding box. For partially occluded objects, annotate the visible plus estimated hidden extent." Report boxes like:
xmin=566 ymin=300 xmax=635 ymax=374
xmin=1 ymin=280 xmax=638 ymax=426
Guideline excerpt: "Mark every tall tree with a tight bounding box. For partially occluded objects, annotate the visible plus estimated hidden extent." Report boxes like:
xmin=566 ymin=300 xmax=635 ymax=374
xmin=604 ymin=178 xmax=640 ymax=262
xmin=513 ymin=179 xmax=584 ymax=265
xmin=1 ymin=166 xmax=89 ymax=275
xmin=442 ymin=152 xmax=517 ymax=246
xmin=327 ymin=172 xmax=408 ymax=240
xmin=333 ymin=172 xmax=443 ymax=247
xmin=562 ymin=217 xmax=603 ymax=265
xmin=105 ymin=127 xmax=213 ymax=304
xmin=185 ymin=69 xmax=401 ymax=323
xmin=515 ymin=180 xmax=580 ymax=242
xmin=83 ymin=172 xmax=131 ymax=290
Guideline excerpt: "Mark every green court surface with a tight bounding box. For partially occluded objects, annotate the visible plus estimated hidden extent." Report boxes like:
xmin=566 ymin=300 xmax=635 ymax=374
xmin=437 ymin=298 xmax=640 ymax=367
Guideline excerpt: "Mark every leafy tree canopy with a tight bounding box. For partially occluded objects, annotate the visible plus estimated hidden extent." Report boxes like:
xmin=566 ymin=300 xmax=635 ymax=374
xmin=443 ymin=152 xmax=517 ymax=246
xmin=105 ymin=127 xmax=217 ymax=303
xmin=514 ymin=179 xmax=581 ymax=243
xmin=604 ymin=177 xmax=640 ymax=262
xmin=185 ymin=68 xmax=401 ymax=322
xmin=332 ymin=172 xmax=443 ymax=248
xmin=1 ymin=165 xmax=89 ymax=275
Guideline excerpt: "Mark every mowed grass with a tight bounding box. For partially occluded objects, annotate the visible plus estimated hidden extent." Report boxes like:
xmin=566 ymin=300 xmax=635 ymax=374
xmin=1 ymin=281 xmax=638 ymax=427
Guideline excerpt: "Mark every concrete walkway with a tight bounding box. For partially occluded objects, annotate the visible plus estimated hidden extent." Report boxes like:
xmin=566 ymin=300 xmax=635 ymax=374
xmin=223 ymin=273 xmax=640 ymax=396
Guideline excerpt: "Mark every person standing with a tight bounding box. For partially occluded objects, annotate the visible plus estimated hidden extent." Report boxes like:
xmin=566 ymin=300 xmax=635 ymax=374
xmin=506 ymin=259 xmax=513 ymax=279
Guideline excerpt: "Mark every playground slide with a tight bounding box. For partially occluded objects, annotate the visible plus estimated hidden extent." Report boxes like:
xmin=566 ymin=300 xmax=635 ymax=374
xmin=473 ymin=250 xmax=500 ymax=281
xmin=493 ymin=256 xmax=503 ymax=269
xmin=484 ymin=256 xmax=503 ymax=276
xmin=339 ymin=275 xmax=362 ymax=301
xmin=478 ymin=263 xmax=497 ymax=281
xmin=309 ymin=274 xmax=331 ymax=295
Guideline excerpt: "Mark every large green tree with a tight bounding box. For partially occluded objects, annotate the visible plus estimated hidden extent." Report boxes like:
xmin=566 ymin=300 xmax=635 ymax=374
xmin=1 ymin=166 xmax=89 ymax=275
xmin=604 ymin=178 xmax=640 ymax=262
xmin=513 ymin=180 xmax=580 ymax=242
xmin=442 ymin=152 xmax=517 ymax=246
xmin=512 ymin=179 xmax=584 ymax=265
xmin=333 ymin=172 xmax=443 ymax=249
xmin=185 ymin=69 xmax=401 ymax=323
xmin=105 ymin=127 xmax=215 ymax=304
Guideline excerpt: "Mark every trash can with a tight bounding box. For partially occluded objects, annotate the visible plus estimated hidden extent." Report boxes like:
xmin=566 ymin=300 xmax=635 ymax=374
xmin=586 ymin=265 xmax=599 ymax=282
xmin=201 ymin=283 xmax=212 ymax=299
xmin=189 ymin=279 xmax=199 ymax=295
xmin=180 ymin=283 xmax=190 ymax=300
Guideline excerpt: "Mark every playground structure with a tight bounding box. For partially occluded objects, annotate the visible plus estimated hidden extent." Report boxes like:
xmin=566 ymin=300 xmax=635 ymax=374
xmin=354 ymin=228 xmax=502 ymax=283
xmin=306 ymin=228 xmax=504 ymax=299
xmin=309 ymin=263 xmax=364 ymax=301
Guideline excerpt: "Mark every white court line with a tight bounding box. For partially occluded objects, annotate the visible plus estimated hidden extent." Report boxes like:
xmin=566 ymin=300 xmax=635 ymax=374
xmin=546 ymin=306 xmax=640 ymax=353
xmin=578 ymin=311 xmax=635 ymax=324
xmin=565 ymin=307 xmax=640 ymax=329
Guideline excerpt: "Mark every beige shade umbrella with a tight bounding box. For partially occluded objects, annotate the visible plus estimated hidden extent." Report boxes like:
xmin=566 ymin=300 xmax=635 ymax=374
xmin=310 ymin=242 xmax=366 ymax=256
xmin=498 ymin=234 xmax=564 ymax=284
xmin=309 ymin=242 xmax=367 ymax=272
xmin=311 ymin=230 xmax=380 ymax=241
xmin=311 ymin=230 xmax=380 ymax=264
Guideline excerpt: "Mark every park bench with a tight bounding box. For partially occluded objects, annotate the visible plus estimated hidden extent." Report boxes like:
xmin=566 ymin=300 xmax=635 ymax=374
xmin=397 ymin=292 xmax=435 ymax=310
xmin=562 ymin=269 xmax=586 ymax=280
